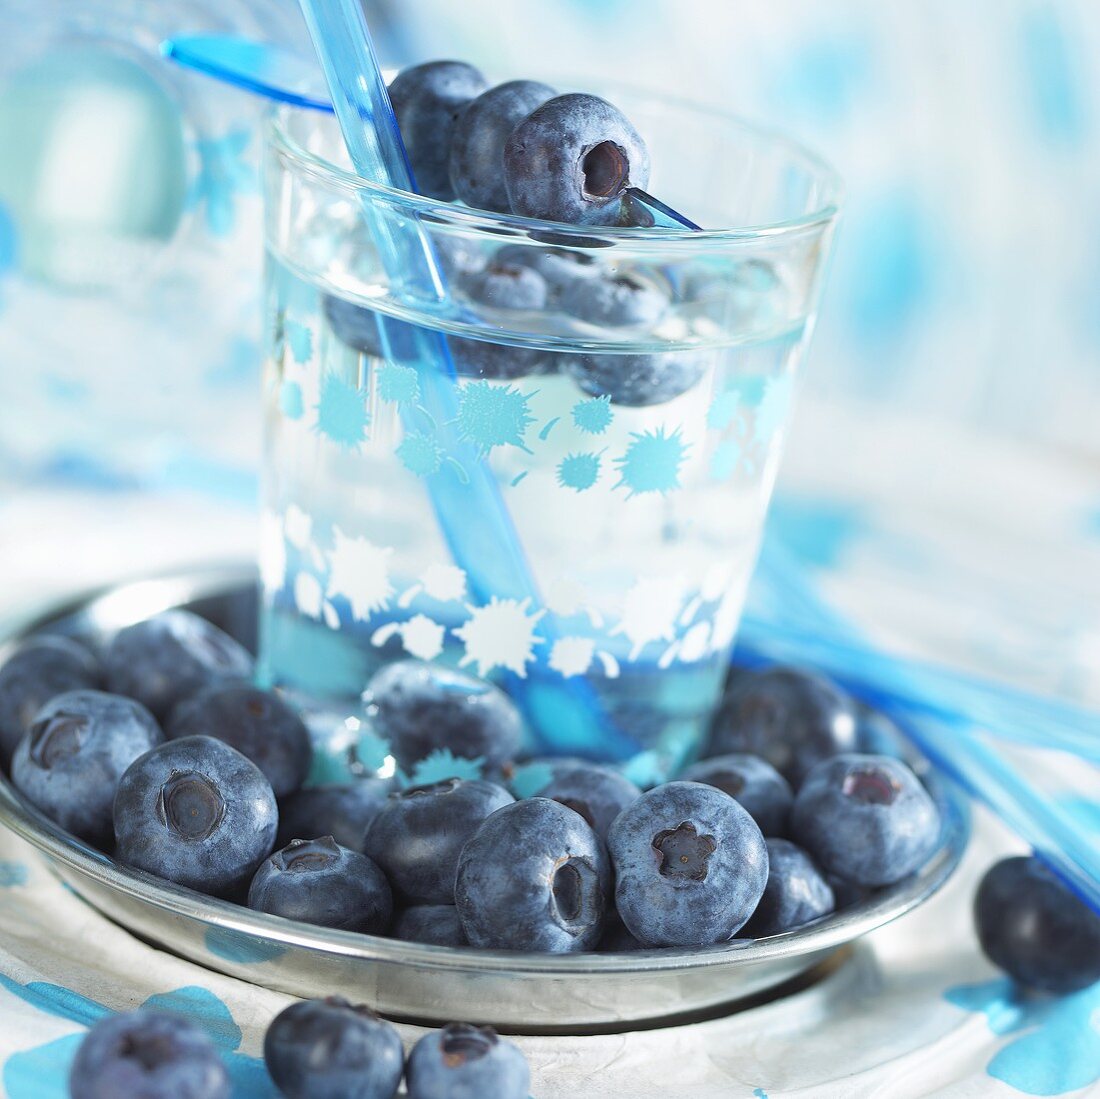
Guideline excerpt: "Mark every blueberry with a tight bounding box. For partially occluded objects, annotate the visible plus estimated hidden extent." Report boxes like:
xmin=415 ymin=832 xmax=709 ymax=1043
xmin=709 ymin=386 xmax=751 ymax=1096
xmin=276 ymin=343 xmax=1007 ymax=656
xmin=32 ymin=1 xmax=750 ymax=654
xmin=448 ymin=335 xmax=547 ymax=380
xmin=0 ymin=635 xmax=100 ymax=767
xmin=790 ymin=754 xmax=940 ymax=888
xmin=504 ymin=93 xmax=650 ymax=225
xmin=679 ymin=753 xmax=793 ymax=837
xmin=528 ymin=761 xmax=641 ymax=842
xmin=450 ymin=80 xmax=557 ymax=213
xmin=560 ymin=350 xmax=706 ymax=407
xmin=455 ymin=797 xmax=610 ymax=951
xmin=741 ymin=838 xmax=835 ymax=937
xmin=607 ymin=781 xmax=768 ymax=946
xmin=389 ymin=61 xmax=489 ymax=201
xmin=825 ymin=871 xmax=872 ymax=911
xmin=11 ymin=690 xmax=161 ymax=848
xmin=406 ymin=1023 xmax=529 ymax=1099
xmin=113 ymin=735 xmax=277 ymax=897
xmin=975 ymin=856 xmax=1100 ymax=993
xmin=323 ymin=295 xmax=382 ymax=356
xmin=855 ymin=710 xmax=908 ymax=759
xmin=393 ymin=904 xmax=468 ymax=947
xmin=167 ymin=681 xmax=311 ymax=798
xmin=705 ymin=666 xmax=858 ymax=786
xmin=248 ymin=836 xmax=392 ymax=933
xmin=264 ymin=996 xmax=404 ymax=1099
xmin=560 ymin=271 xmax=668 ymax=327
xmin=362 ymin=660 xmax=524 ymax=775
xmin=493 ymin=243 xmax=604 ymax=299
xmin=431 ymin=233 xmax=486 ymax=278
xmin=462 ymin=259 xmax=549 ymax=311
xmin=364 ymin=778 xmax=514 ymax=904
xmin=597 ymin=911 xmax=645 ymax=952
xmin=105 ymin=611 xmax=253 ymax=722
xmin=70 ymin=1010 xmax=229 ymax=1099
xmin=276 ymin=779 xmax=391 ymax=851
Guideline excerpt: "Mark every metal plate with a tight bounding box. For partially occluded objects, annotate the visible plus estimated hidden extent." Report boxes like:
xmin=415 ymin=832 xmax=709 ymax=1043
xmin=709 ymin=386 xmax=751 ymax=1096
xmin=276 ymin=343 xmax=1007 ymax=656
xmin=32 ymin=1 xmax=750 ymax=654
xmin=0 ymin=566 xmax=970 ymax=1032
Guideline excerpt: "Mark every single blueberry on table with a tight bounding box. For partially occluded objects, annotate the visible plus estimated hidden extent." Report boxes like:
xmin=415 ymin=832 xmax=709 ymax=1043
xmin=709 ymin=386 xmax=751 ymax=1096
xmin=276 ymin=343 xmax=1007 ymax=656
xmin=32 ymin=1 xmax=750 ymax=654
xmin=113 ymin=735 xmax=277 ymax=898
xmin=462 ymin=259 xmax=549 ymax=312
xmin=790 ymin=753 xmax=940 ymax=888
xmin=740 ymin=838 xmax=835 ymax=938
xmin=11 ymin=689 xmax=161 ymax=848
xmin=561 ymin=350 xmax=706 ymax=407
xmin=679 ymin=753 xmax=793 ymax=838
xmin=104 ymin=610 xmax=253 ymax=722
xmin=494 ymin=243 xmax=604 ymax=299
xmin=975 ymin=855 xmax=1100 ymax=994
xmin=276 ymin=779 xmax=391 ymax=851
xmin=167 ymin=681 xmax=311 ymax=799
xmin=504 ymin=93 xmax=651 ymax=225
xmin=450 ymin=79 xmax=557 ymax=213
xmin=705 ymin=666 xmax=858 ymax=786
xmin=529 ymin=761 xmax=641 ymax=842
xmin=362 ymin=660 xmax=524 ymax=775
xmin=406 ymin=1023 xmax=530 ymax=1099
xmin=455 ymin=797 xmax=610 ymax=951
xmin=448 ymin=335 xmax=548 ymax=380
xmin=607 ymin=780 xmax=769 ymax=947
xmin=0 ymin=634 xmax=101 ymax=767
xmin=248 ymin=836 xmax=392 ymax=933
xmin=560 ymin=271 xmax=668 ymax=328
xmin=389 ymin=60 xmax=489 ymax=201
xmin=393 ymin=904 xmax=468 ymax=947
xmin=264 ymin=996 xmax=404 ymax=1099
xmin=69 ymin=1009 xmax=230 ymax=1099
xmin=364 ymin=777 xmax=514 ymax=904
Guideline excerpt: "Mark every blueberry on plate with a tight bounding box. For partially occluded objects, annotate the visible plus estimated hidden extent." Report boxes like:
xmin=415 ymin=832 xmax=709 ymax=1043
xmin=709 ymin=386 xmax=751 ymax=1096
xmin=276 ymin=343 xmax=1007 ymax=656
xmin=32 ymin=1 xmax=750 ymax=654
xmin=560 ymin=350 xmax=706 ymax=407
xmin=406 ymin=1023 xmax=529 ymax=1099
xmin=493 ymin=243 xmax=604 ymax=298
xmin=740 ymin=838 xmax=835 ymax=937
xmin=389 ymin=60 xmax=489 ymax=201
xmin=679 ymin=753 xmax=793 ymax=837
xmin=608 ymin=781 xmax=768 ymax=947
xmin=560 ymin=270 xmax=668 ymax=327
xmin=70 ymin=1009 xmax=229 ymax=1099
xmin=168 ymin=681 xmax=311 ymax=799
xmin=529 ymin=761 xmax=641 ymax=842
xmin=265 ymin=997 xmax=403 ymax=1099
xmin=450 ymin=80 xmax=557 ymax=213
xmin=364 ymin=778 xmax=514 ymax=904
xmin=705 ymin=666 xmax=858 ymax=786
xmin=393 ymin=904 xmax=468 ymax=947
xmin=455 ymin=797 xmax=610 ymax=952
xmin=104 ymin=610 xmax=253 ymax=722
xmin=113 ymin=735 xmax=277 ymax=897
xmin=362 ymin=660 xmax=524 ymax=775
xmin=276 ymin=779 xmax=391 ymax=851
xmin=248 ymin=836 xmax=392 ymax=933
xmin=791 ymin=753 xmax=940 ymax=888
xmin=504 ymin=93 xmax=650 ymax=225
xmin=11 ymin=690 xmax=161 ymax=848
xmin=976 ymin=855 xmax=1100 ymax=993
xmin=448 ymin=335 xmax=548 ymax=380
xmin=462 ymin=259 xmax=549 ymax=312
xmin=0 ymin=634 xmax=100 ymax=767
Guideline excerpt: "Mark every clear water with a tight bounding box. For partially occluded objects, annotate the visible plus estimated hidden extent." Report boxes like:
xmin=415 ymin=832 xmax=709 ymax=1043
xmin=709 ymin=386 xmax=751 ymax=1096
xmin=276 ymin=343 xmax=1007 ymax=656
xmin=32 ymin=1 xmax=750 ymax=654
xmin=258 ymin=251 xmax=808 ymax=778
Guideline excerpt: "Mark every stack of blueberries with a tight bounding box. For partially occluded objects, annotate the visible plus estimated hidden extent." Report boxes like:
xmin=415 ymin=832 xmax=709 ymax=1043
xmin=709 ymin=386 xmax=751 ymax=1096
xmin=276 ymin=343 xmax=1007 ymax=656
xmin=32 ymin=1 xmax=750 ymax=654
xmin=323 ymin=60 xmax=723 ymax=406
xmin=0 ymin=608 xmax=945 ymax=953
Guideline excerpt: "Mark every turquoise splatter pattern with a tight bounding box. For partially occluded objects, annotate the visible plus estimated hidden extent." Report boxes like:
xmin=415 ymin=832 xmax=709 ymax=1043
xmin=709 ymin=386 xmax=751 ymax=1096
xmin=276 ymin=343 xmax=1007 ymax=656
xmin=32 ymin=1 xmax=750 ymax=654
xmin=946 ymin=977 xmax=1100 ymax=1096
xmin=0 ymin=200 xmax=17 ymax=306
xmin=406 ymin=748 xmax=486 ymax=787
xmin=204 ymin=928 xmax=286 ymax=966
xmin=454 ymin=381 xmax=534 ymax=455
xmin=0 ymin=861 xmax=28 ymax=888
xmin=396 ymin=431 xmax=445 ymax=477
xmin=710 ymin=438 xmax=741 ymax=480
xmin=356 ymin=729 xmax=392 ymax=774
xmin=1021 ymin=8 xmax=1085 ymax=145
xmin=316 ymin=374 xmax=369 ymax=448
xmin=508 ymin=761 xmax=557 ymax=799
xmin=614 ymin=427 xmax=688 ymax=497
xmin=377 ymin=362 xmax=420 ymax=404
xmin=557 ymin=452 xmax=602 ymax=492
xmin=572 ymin=395 xmax=613 ymax=435
xmin=279 ymin=380 xmax=304 ymax=420
xmin=205 ymin=337 xmax=258 ymax=388
xmin=706 ymin=389 xmax=741 ymax=431
xmin=285 ymin=321 xmax=313 ymax=365
xmin=186 ymin=130 xmax=258 ymax=237
xmin=753 ymin=375 xmax=794 ymax=445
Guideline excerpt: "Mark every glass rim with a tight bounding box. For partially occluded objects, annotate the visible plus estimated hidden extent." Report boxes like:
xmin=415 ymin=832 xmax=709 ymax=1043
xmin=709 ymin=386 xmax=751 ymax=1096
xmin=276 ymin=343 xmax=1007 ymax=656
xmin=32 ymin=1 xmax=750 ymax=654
xmin=266 ymin=88 xmax=843 ymax=248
